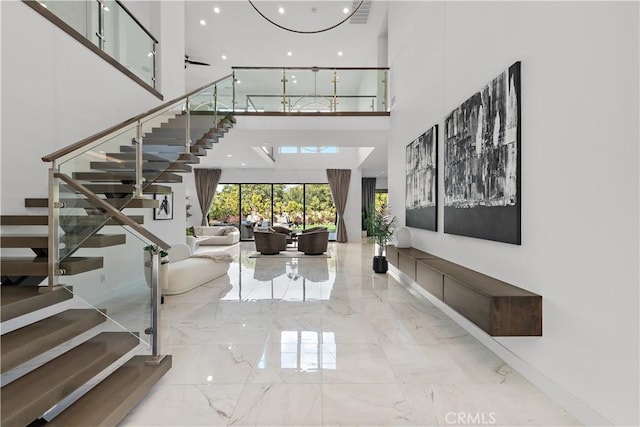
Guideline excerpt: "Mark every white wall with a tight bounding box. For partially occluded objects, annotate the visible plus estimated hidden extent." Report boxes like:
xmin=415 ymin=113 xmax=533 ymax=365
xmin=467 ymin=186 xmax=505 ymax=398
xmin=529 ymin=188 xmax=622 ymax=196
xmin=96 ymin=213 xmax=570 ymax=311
xmin=387 ymin=2 xmax=639 ymax=426
xmin=0 ymin=2 xmax=157 ymax=211
xmin=0 ymin=1 xmax=187 ymax=304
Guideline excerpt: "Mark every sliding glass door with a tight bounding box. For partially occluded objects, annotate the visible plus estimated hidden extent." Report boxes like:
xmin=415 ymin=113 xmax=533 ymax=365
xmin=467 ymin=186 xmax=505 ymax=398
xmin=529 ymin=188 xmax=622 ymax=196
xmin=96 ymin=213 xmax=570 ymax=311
xmin=273 ymin=184 xmax=304 ymax=231
xmin=304 ymin=184 xmax=337 ymax=238
xmin=209 ymin=183 xmax=337 ymax=240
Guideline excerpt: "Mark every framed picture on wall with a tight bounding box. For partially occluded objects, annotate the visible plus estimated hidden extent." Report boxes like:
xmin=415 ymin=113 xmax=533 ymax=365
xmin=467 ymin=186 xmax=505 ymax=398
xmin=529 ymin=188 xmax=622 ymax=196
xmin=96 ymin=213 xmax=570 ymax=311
xmin=154 ymin=193 xmax=173 ymax=220
xmin=405 ymin=124 xmax=438 ymax=231
xmin=443 ymin=61 xmax=521 ymax=244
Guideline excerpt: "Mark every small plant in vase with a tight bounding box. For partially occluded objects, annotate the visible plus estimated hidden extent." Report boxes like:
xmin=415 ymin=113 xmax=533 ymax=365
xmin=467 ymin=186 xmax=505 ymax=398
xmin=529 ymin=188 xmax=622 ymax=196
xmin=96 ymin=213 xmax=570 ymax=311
xmin=143 ymin=245 xmax=169 ymax=289
xmin=366 ymin=208 xmax=396 ymax=273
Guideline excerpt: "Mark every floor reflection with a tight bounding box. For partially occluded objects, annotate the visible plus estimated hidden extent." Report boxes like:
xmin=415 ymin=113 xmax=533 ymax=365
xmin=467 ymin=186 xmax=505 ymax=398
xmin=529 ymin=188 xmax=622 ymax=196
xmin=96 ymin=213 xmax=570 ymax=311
xmin=258 ymin=331 xmax=337 ymax=372
xmin=222 ymin=251 xmax=336 ymax=301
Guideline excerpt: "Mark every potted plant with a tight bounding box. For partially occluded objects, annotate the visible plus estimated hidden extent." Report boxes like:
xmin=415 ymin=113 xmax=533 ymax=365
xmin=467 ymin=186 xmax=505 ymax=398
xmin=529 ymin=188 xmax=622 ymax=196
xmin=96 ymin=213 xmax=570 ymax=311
xmin=143 ymin=245 xmax=169 ymax=290
xmin=366 ymin=208 xmax=396 ymax=273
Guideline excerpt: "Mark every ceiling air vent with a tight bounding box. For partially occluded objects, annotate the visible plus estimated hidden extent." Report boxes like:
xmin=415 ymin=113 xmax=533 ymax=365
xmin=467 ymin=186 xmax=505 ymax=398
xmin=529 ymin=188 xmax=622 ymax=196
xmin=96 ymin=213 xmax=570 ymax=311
xmin=350 ymin=0 xmax=372 ymax=24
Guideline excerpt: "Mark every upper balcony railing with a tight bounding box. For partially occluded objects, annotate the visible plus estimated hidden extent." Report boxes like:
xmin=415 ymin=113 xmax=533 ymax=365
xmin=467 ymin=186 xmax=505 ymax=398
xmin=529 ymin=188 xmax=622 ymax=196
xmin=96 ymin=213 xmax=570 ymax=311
xmin=25 ymin=0 xmax=159 ymax=97
xmin=208 ymin=67 xmax=389 ymax=115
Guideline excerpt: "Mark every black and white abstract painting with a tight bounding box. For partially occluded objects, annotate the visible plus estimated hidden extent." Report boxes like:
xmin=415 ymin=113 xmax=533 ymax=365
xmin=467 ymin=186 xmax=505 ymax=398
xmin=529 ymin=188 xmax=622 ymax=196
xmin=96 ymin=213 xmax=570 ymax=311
xmin=444 ymin=61 xmax=521 ymax=244
xmin=406 ymin=125 xmax=438 ymax=231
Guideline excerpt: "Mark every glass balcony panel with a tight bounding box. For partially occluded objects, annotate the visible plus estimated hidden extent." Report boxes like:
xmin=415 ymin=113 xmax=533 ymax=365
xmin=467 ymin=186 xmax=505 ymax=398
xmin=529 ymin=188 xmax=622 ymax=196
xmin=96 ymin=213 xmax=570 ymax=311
xmin=286 ymin=69 xmax=334 ymax=113
xmin=235 ymin=69 xmax=286 ymax=112
xmin=190 ymin=87 xmax=217 ymax=113
xmin=216 ymin=76 xmax=236 ymax=113
xmin=232 ymin=67 xmax=389 ymax=113
xmin=102 ymin=0 xmax=155 ymax=87
xmin=39 ymin=1 xmax=99 ymax=45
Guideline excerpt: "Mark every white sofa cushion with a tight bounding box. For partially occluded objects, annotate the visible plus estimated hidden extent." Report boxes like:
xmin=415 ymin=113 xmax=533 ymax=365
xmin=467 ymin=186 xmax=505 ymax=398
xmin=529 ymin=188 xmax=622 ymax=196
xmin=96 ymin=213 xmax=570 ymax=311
xmin=162 ymin=242 xmax=232 ymax=295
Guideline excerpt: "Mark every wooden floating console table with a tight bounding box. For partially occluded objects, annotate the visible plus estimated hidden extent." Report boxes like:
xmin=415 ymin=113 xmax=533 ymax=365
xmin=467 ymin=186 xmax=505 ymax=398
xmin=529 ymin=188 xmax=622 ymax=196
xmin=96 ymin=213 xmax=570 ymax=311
xmin=386 ymin=245 xmax=542 ymax=337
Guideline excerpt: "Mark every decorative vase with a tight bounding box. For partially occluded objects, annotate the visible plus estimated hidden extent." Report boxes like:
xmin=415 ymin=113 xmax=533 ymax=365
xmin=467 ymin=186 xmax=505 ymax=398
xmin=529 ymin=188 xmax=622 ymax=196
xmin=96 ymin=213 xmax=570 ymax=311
xmin=372 ymin=256 xmax=388 ymax=274
xmin=144 ymin=251 xmax=169 ymax=292
xmin=395 ymin=226 xmax=411 ymax=248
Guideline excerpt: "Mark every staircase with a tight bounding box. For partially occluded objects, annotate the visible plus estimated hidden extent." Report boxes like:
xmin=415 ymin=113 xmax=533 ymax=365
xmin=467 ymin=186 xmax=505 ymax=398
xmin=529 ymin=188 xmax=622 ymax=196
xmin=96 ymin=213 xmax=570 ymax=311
xmin=0 ymin=109 xmax=236 ymax=426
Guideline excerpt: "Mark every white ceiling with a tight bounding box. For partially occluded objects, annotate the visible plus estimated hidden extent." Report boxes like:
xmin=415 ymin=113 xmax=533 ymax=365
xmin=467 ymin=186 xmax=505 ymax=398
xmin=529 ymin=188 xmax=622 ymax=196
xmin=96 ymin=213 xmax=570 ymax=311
xmin=183 ymin=1 xmax=390 ymax=177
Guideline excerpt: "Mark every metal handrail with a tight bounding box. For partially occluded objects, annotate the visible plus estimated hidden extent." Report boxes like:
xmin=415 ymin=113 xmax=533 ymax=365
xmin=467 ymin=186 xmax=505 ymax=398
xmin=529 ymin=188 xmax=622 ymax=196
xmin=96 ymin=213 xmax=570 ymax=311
xmin=115 ymin=0 xmax=158 ymax=43
xmin=55 ymin=173 xmax=170 ymax=250
xmin=42 ymin=74 xmax=233 ymax=163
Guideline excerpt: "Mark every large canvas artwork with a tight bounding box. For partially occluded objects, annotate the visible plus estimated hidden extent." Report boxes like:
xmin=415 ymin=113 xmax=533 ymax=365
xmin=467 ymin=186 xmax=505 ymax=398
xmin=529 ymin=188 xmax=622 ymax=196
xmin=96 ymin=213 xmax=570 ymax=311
xmin=406 ymin=125 xmax=438 ymax=231
xmin=444 ymin=61 xmax=521 ymax=244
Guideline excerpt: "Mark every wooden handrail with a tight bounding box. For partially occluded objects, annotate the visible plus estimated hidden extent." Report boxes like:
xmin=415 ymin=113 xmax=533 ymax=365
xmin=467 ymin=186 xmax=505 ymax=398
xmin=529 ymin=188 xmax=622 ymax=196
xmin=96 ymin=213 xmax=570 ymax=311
xmin=42 ymin=74 xmax=233 ymax=162
xmin=55 ymin=173 xmax=170 ymax=250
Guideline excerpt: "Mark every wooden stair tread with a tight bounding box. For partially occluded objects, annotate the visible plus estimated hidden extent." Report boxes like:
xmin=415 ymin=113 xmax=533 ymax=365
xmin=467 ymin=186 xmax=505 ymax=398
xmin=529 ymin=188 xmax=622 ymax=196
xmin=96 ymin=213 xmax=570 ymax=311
xmin=105 ymin=152 xmax=200 ymax=164
xmin=119 ymin=145 xmax=208 ymax=156
xmin=2 ymin=215 xmax=144 ymax=226
xmin=1 ymin=234 xmax=126 ymax=249
xmin=140 ymin=137 xmax=218 ymax=146
xmin=72 ymin=172 xmax=183 ymax=183
xmin=1 ymin=256 xmax=103 ymax=276
xmin=1 ymin=309 xmax=106 ymax=373
xmin=25 ymin=198 xmax=159 ymax=209
xmin=61 ymin=183 xmax=173 ymax=195
xmin=0 ymin=332 xmax=139 ymax=427
xmin=48 ymin=355 xmax=172 ymax=427
xmin=90 ymin=161 xmax=192 ymax=172
xmin=0 ymin=286 xmax=72 ymax=322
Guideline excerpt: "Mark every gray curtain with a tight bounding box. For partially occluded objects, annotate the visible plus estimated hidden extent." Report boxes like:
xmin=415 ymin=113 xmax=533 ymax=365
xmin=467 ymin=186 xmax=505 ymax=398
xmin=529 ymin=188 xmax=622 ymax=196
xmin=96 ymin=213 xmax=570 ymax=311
xmin=194 ymin=168 xmax=222 ymax=226
xmin=362 ymin=178 xmax=376 ymax=235
xmin=326 ymin=169 xmax=351 ymax=243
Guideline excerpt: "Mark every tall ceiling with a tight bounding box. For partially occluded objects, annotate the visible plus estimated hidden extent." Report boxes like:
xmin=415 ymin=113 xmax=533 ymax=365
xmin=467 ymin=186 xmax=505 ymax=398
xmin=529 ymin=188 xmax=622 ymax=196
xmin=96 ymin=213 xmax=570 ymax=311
xmin=183 ymin=1 xmax=390 ymax=178
xmin=184 ymin=1 xmax=388 ymax=85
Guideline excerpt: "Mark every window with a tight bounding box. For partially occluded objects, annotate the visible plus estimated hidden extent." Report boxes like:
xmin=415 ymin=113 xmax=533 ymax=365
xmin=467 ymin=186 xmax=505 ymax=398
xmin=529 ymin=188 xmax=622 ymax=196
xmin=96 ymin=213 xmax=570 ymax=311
xmin=279 ymin=146 xmax=338 ymax=154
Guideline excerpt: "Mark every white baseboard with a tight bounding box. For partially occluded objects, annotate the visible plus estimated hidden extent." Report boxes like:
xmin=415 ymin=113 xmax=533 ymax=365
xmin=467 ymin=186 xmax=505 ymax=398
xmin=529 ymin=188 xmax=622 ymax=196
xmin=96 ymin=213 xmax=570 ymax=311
xmin=388 ymin=267 xmax=613 ymax=427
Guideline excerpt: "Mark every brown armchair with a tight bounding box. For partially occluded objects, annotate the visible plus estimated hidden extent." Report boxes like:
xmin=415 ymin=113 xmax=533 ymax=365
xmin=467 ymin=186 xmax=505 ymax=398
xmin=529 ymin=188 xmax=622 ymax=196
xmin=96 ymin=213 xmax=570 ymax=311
xmin=254 ymin=230 xmax=287 ymax=255
xmin=297 ymin=230 xmax=329 ymax=255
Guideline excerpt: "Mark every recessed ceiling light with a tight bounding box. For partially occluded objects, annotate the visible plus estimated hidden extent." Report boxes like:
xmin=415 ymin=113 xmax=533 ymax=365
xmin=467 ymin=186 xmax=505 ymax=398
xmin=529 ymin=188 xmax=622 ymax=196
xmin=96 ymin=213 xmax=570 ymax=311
xmin=221 ymin=54 xmax=227 ymax=60
xmin=338 ymin=51 xmax=343 ymax=56
xmin=241 ymin=163 xmax=246 ymax=166
xmin=343 ymin=7 xmax=349 ymax=14
xmin=278 ymin=7 xmax=285 ymax=14
xmin=236 ymin=80 xmax=241 ymax=84
xmin=293 ymin=80 xmax=297 ymax=84
xmin=226 ymin=154 xmax=232 ymax=157
xmin=287 ymin=51 xmax=293 ymax=56
xmin=291 ymin=75 xmax=296 ymax=79
xmin=200 ymin=19 xmax=206 ymax=25
xmin=213 ymin=7 xmax=220 ymax=13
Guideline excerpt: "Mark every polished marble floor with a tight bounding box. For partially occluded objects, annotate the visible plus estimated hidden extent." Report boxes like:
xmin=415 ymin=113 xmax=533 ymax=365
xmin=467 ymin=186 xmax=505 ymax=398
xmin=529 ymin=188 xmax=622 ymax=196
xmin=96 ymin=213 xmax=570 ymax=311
xmin=121 ymin=241 xmax=580 ymax=426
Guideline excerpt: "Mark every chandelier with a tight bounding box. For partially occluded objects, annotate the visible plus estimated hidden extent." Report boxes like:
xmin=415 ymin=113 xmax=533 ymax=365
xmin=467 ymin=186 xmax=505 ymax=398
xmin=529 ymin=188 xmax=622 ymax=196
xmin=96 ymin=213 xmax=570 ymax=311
xmin=247 ymin=0 xmax=366 ymax=34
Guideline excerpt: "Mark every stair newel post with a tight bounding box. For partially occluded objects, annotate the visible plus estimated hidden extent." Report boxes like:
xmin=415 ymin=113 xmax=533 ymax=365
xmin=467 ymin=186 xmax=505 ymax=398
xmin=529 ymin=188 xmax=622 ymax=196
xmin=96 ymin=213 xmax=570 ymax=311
xmin=232 ymin=70 xmax=236 ymax=113
xmin=48 ymin=163 xmax=60 ymax=287
xmin=332 ymin=69 xmax=338 ymax=112
xmin=213 ymin=84 xmax=218 ymax=128
xmin=147 ymin=251 xmax=165 ymax=364
xmin=134 ymin=121 xmax=143 ymax=198
xmin=185 ymin=97 xmax=191 ymax=153
xmin=281 ymin=68 xmax=287 ymax=113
